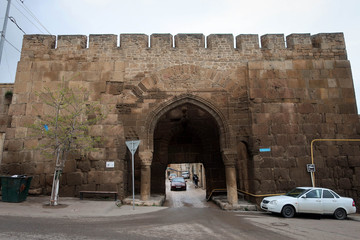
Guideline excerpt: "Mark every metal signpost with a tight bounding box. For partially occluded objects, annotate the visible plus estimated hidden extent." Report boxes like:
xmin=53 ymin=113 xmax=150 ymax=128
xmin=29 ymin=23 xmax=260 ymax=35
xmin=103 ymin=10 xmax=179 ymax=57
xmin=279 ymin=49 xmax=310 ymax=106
xmin=125 ymin=140 xmax=140 ymax=210
xmin=0 ymin=0 xmax=12 ymax=64
xmin=307 ymin=164 xmax=316 ymax=187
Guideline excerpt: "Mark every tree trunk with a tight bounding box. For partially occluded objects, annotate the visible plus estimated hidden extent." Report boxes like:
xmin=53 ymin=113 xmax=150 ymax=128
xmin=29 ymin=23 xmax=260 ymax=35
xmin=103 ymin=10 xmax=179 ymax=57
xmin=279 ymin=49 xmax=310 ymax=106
xmin=50 ymin=168 xmax=62 ymax=206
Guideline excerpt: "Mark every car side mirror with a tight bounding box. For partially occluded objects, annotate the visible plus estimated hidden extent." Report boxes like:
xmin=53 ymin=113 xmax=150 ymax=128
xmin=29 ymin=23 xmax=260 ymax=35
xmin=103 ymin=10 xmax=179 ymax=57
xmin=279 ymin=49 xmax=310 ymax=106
xmin=301 ymin=195 xmax=307 ymax=199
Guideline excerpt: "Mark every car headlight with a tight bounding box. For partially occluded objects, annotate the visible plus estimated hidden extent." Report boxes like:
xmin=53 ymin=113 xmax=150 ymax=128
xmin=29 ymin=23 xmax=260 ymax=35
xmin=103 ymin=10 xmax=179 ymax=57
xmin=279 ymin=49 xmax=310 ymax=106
xmin=269 ymin=200 xmax=277 ymax=205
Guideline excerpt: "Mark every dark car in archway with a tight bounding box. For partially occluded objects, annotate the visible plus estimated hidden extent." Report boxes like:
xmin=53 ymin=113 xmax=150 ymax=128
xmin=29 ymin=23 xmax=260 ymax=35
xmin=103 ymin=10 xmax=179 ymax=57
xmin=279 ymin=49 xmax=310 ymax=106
xmin=181 ymin=171 xmax=190 ymax=179
xmin=170 ymin=177 xmax=187 ymax=191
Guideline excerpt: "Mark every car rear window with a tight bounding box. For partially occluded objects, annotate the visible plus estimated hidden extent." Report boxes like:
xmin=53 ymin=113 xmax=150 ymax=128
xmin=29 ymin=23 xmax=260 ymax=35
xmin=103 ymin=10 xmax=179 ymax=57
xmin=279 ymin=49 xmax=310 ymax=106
xmin=330 ymin=190 xmax=340 ymax=198
xmin=172 ymin=177 xmax=185 ymax=182
xmin=323 ymin=190 xmax=335 ymax=198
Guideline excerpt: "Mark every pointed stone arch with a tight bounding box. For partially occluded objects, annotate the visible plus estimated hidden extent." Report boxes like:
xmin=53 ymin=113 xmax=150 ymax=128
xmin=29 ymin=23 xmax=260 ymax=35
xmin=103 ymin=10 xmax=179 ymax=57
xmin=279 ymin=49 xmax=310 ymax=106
xmin=143 ymin=94 xmax=233 ymax=153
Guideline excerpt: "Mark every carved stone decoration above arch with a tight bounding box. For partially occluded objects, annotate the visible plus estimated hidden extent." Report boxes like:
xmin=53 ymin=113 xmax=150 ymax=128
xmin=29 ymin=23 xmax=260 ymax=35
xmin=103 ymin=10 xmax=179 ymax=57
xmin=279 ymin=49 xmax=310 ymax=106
xmin=144 ymin=94 xmax=233 ymax=152
xmin=137 ymin=64 xmax=247 ymax=98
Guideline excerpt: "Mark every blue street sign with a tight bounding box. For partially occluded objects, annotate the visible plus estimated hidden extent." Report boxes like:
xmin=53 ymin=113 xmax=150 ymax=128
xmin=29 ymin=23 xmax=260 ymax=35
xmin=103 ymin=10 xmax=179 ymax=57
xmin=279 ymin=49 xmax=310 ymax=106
xmin=259 ymin=148 xmax=271 ymax=152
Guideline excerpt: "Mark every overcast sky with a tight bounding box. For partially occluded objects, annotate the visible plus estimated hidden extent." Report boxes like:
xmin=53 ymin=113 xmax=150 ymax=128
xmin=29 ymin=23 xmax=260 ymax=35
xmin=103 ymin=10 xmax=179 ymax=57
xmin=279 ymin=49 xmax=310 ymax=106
xmin=1 ymin=0 xmax=359 ymax=112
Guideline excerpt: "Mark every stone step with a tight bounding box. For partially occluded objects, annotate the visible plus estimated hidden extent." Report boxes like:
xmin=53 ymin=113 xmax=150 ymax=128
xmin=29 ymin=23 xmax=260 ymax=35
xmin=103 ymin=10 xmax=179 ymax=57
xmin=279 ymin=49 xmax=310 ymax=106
xmin=212 ymin=195 xmax=258 ymax=211
xmin=122 ymin=194 xmax=165 ymax=207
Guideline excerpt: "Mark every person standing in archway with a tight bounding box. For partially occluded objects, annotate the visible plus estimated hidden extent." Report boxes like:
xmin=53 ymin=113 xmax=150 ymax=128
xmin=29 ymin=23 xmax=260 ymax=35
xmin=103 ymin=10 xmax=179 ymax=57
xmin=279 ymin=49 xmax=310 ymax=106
xmin=193 ymin=174 xmax=199 ymax=188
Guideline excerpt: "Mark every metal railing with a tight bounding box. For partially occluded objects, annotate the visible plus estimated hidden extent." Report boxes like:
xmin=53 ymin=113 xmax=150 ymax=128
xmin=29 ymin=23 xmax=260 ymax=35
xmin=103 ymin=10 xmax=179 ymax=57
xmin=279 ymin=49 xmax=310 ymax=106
xmin=207 ymin=188 xmax=285 ymax=201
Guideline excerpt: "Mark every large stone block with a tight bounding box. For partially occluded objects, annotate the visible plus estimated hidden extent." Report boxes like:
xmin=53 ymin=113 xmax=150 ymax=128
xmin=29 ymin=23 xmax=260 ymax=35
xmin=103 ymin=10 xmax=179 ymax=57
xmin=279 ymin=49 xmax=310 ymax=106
xmin=103 ymin=125 xmax=123 ymax=136
xmin=273 ymin=168 xmax=290 ymax=181
xmin=339 ymin=178 xmax=352 ymax=190
xmin=6 ymin=140 xmax=24 ymax=151
xmin=77 ymin=160 xmax=91 ymax=172
xmin=63 ymin=159 xmax=76 ymax=173
xmin=253 ymin=168 xmax=273 ymax=180
xmin=89 ymin=125 xmax=103 ymax=136
xmin=276 ymin=179 xmax=296 ymax=190
xmin=101 ymin=171 xmax=123 ymax=184
xmin=78 ymin=183 xmax=96 ymax=190
xmin=348 ymin=156 xmax=360 ymax=167
xmin=89 ymin=149 xmax=106 ymax=161
xmin=88 ymin=171 xmax=103 ymax=183
xmin=66 ymin=172 xmax=83 ymax=186
xmin=259 ymin=180 xmax=276 ymax=192
xmin=59 ymin=185 xmax=76 ymax=197
xmin=98 ymin=183 xmax=118 ymax=191
xmin=1 ymin=151 xmax=20 ymax=164
xmin=8 ymin=104 xmax=26 ymax=115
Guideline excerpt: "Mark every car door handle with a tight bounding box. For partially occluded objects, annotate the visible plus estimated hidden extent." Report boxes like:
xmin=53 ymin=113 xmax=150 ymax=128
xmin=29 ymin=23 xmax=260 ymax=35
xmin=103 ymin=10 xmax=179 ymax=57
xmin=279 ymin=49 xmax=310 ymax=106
xmin=316 ymin=200 xmax=321 ymax=202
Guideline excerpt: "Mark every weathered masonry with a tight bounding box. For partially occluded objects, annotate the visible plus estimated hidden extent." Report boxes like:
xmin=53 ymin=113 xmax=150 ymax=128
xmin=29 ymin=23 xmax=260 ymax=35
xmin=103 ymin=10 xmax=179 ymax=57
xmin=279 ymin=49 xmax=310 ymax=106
xmin=0 ymin=33 xmax=359 ymax=205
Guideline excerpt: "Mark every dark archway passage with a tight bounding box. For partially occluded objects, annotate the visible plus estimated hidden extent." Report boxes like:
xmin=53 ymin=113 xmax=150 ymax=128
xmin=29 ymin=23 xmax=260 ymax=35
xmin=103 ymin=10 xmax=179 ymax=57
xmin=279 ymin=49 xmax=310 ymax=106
xmin=151 ymin=103 xmax=226 ymax=198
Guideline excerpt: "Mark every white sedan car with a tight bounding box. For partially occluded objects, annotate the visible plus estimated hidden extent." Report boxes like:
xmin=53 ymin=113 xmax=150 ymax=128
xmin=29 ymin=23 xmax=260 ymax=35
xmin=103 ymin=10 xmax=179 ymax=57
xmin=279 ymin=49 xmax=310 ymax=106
xmin=261 ymin=187 xmax=356 ymax=220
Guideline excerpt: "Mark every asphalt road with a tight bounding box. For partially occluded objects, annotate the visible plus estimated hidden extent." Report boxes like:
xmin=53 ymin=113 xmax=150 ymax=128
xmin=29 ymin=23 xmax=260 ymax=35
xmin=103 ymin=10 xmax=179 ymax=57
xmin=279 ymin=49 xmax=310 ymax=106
xmin=0 ymin=206 xmax=288 ymax=240
xmin=0 ymin=181 xmax=359 ymax=240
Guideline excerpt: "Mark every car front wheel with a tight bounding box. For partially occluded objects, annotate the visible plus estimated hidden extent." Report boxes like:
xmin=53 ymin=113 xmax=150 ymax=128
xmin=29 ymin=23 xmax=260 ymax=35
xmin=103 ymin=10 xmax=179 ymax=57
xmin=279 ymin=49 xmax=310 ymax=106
xmin=334 ymin=208 xmax=347 ymax=220
xmin=281 ymin=205 xmax=295 ymax=218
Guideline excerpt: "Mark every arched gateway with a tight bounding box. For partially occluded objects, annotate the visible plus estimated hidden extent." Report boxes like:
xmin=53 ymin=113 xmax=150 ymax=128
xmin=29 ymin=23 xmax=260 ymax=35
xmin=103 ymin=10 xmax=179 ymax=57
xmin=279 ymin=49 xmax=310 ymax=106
xmin=138 ymin=94 xmax=239 ymax=204
xmin=1 ymin=33 xmax=359 ymax=208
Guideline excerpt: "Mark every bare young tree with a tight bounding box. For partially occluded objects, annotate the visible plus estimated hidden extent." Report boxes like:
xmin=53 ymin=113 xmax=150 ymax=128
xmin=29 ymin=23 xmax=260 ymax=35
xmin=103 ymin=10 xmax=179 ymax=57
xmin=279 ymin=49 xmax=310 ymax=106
xmin=30 ymin=80 xmax=105 ymax=206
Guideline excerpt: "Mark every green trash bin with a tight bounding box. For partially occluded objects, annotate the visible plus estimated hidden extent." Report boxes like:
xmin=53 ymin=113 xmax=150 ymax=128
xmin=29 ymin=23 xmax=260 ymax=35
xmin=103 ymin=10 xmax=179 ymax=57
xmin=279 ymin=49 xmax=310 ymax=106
xmin=0 ymin=175 xmax=32 ymax=202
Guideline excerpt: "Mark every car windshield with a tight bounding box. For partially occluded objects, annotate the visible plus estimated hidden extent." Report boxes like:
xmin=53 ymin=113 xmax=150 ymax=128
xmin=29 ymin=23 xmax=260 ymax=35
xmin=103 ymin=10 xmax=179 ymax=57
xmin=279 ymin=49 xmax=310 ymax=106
xmin=285 ymin=188 xmax=309 ymax=198
xmin=172 ymin=177 xmax=185 ymax=183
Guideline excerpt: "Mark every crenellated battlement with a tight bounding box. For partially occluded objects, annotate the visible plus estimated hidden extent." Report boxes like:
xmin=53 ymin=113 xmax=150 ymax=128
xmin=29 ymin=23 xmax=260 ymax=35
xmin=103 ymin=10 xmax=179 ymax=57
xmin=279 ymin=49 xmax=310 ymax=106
xmin=21 ymin=32 xmax=347 ymax=57
xmin=90 ymin=34 xmax=117 ymax=49
xmin=57 ymin=35 xmax=87 ymax=49
xmin=207 ymin=34 xmax=234 ymax=50
xmin=261 ymin=34 xmax=285 ymax=49
xmin=151 ymin=34 xmax=173 ymax=48
xmin=174 ymin=34 xmax=205 ymax=48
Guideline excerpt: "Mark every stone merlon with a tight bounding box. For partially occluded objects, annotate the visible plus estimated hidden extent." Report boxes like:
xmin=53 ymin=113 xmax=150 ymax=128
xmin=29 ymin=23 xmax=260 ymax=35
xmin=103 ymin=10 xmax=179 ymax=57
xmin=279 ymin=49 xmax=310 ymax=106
xmin=21 ymin=32 xmax=347 ymax=53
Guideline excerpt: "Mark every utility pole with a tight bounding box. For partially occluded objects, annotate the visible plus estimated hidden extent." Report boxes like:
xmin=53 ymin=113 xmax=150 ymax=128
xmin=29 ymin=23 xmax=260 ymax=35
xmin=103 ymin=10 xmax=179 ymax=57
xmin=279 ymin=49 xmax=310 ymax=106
xmin=0 ymin=0 xmax=12 ymax=64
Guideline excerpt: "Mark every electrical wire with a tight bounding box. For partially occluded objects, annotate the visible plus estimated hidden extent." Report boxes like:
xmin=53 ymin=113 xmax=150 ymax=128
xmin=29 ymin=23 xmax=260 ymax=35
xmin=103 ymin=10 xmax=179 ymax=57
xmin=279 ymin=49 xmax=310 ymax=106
xmin=3 ymin=37 xmax=21 ymax=53
xmin=11 ymin=1 xmax=45 ymax=34
xmin=9 ymin=16 xmax=26 ymax=34
xmin=3 ymin=48 xmax=14 ymax=81
xmin=15 ymin=0 xmax=52 ymax=35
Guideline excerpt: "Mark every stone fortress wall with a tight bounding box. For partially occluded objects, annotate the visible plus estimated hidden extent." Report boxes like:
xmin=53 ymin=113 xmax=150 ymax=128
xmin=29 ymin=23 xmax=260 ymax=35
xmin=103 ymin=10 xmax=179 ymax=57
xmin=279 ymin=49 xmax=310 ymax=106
xmin=0 ymin=32 xmax=359 ymax=205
